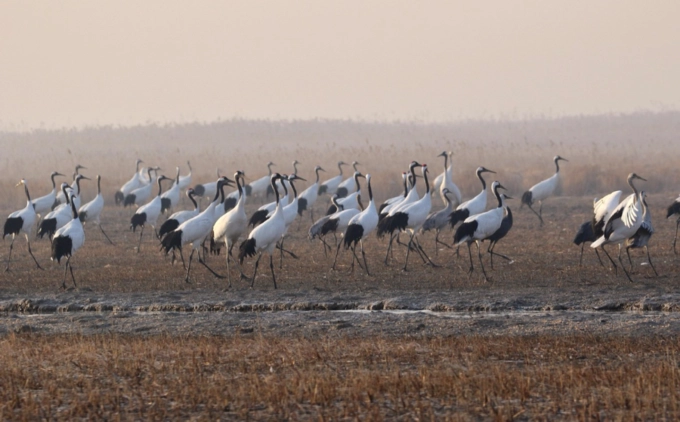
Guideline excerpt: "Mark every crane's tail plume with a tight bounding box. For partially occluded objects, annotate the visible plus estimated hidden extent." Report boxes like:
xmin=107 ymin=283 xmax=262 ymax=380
xmin=114 ymin=191 xmax=124 ymax=205
xmin=297 ymin=198 xmax=307 ymax=216
xmin=159 ymin=230 xmax=182 ymax=255
xmin=448 ymin=209 xmax=468 ymax=228
xmin=573 ymin=221 xmax=595 ymax=246
xmin=344 ymin=224 xmax=364 ymax=249
xmin=248 ymin=210 xmax=269 ymax=228
xmin=3 ymin=217 xmax=22 ymax=238
xmin=667 ymin=202 xmax=680 ymax=219
xmin=51 ymin=235 xmax=72 ymax=263
xmin=454 ymin=220 xmax=477 ymax=246
xmin=521 ymin=191 xmax=532 ymax=209
xmin=158 ymin=218 xmax=179 ymax=238
xmin=123 ymin=194 xmax=137 ymax=207
xmin=160 ymin=198 xmax=171 ymax=214
xmin=130 ymin=213 xmax=146 ymax=232
xmin=37 ymin=218 xmax=57 ymax=239
xmin=238 ymin=238 xmax=257 ymax=264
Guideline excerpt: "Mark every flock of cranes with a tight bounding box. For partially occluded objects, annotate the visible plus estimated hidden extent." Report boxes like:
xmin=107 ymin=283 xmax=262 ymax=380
xmin=3 ymin=153 xmax=680 ymax=289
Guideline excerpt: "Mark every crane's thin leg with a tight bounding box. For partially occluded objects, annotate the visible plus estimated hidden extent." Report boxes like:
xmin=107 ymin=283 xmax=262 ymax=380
xmin=616 ymin=247 xmax=635 ymax=282
xmin=98 ymin=224 xmax=115 ymax=245
xmin=384 ymin=234 xmax=395 ymax=265
xmin=348 ymin=246 xmax=356 ymax=274
xmin=488 ymin=241 xmax=512 ymax=268
xmin=269 ymin=254 xmax=277 ymax=289
xmin=527 ymin=204 xmax=544 ymax=226
xmin=600 ymin=246 xmax=618 ymax=275
xmin=594 ymin=248 xmax=605 ymax=268
xmin=225 ymin=242 xmax=232 ymax=288
xmin=68 ymin=259 xmax=77 ymax=288
xmin=198 ymin=251 xmax=225 ymax=279
xmin=279 ymin=236 xmax=285 ymax=269
xmin=251 ymin=253 xmax=262 ymax=287
xmin=61 ymin=256 xmax=72 ymax=289
xmin=25 ymin=235 xmax=43 ymax=270
xmin=350 ymin=244 xmax=365 ymax=272
xmin=178 ymin=248 xmax=186 ymax=270
xmin=645 ymin=246 xmax=659 ymax=276
xmin=403 ymin=232 xmax=415 ymax=272
xmin=466 ymin=242 xmax=474 ymax=276
xmin=184 ymin=249 xmax=195 ymax=283
xmin=415 ymin=237 xmax=438 ymax=267
xmin=435 ymin=230 xmax=452 ymax=253
xmin=137 ymin=226 xmax=144 ymax=253
xmin=578 ymin=243 xmax=584 ymax=268
xmin=360 ymin=240 xmax=370 ymax=276
xmin=488 ymin=241 xmax=496 ymax=269
xmin=5 ymin=236 xmax=15 ymax=272
xmin=673 ymin=219 xmax=680 ymax=255
xmin=625 ymin=246 xmax=634 ymax=272
xmin=275 ymin=243 xmax=298 ymax=259
xmin=332 ymin=239 xmax=343 ymax=270
xmin=477 ymin=241 xmax=490 ymax=282
xmin=320 ymin=237 xmax=332 ymax=257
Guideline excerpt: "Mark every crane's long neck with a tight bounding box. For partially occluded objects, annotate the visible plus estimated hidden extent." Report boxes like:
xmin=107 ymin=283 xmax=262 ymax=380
xmin=175 ymin=168 xmax=180 ymax=184
xmin=494 ymin=186 xmax=503 ymax=208
xmin=236 ymin=176 xmax=246 ymax=209
xmin=189 ymin=192 xmax=198 ymax=211
xmin=289 ymin=179 xmax=298 ymax=198
xmin=628 ymin=177 xmax=640 ymax=204
xmin=272 ymin=177 xmax=281 ymax=208
xmin=443 ymin=154 xmax=448 ymax=170
xmin=62 ymin=185 xmax=70 ymax=205
xmin=23 ymin=183 xmax=32 ymax=203
xmin=157 ymin=178 xmax=164 ymax=197
xmin=367 ymin=178 xmax=376 ymax=212
xmin=555 ymin=159 xmax=561 ymax=173
xmin=338 ymin=163 xmax=344 ymax=175
xmin=423 ymin=169 xmax=430 ymax=194
xmin=402 ymin=175 xmax=408 ymax=197
xmin=97 ymin=176 xmax=101 ymax=195
xmin=50 ymin=174 xmax=57 ymax=190
xmin=70 ymin=195 xmax=78 ymax=220
xmin=354 ymin=174 xmax=361 ymax=193
xmin=136 ymin=160 xmax=141 ymax=172
xmin=75 ymin=178 xmax=83 ymax=196
xmin=218 ymin=180 xmax=226 ymax=204
xmin=477 ymin=170 xmax=487 ymax=191
xmin=187 ymin=161 xmax=192 ymax=175
xmin=315 ymin=168 xmax=321 ymax=184
xmin=268 ymin=163 xmax=273 ymax=176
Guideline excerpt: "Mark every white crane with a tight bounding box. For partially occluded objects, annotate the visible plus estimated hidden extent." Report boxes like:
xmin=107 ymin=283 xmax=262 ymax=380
xmin=38 ymin=175 xmax=90 ymax=239
xmin=435 ymin=151 xmax=462 ymax=208
xmin=325 ymin=206 xmax=362 ymax=270
xmin=32 ymin=171 xmax=65 ymax=218
xmin=51 ymin=191 xmax=85 ymax=289
xmin=421 ymin=188 xmax=455 ymax=254
xmin=573 ymin=190 xmax=622 ymax=267
xmin=55 ymin=164 xmax=87 ymax=207
xmin=275 ymin=174 xmax=307 ymax=268
xmin=244 ymin=162 xmax=275 ymax=198
xmin=158 ymin=188 xmax=199 ymax=239
xmin=521 ymin=155 xmax=568 ymax=225
xmin=178 ymin=161 xmax=193 ymax=190
xmin=336 ymin=161 xmax=360 ymax=198
xmin=160 ymin=177 xmax=233 ymax=283
xmin=192 ymin=168 xmax=221 ymax=198
xmin=248 ymin=177 xmax=291 ymax=227
xmin=318 ymin=161 xmax=347 ymax=196
xmin=326 ymin=171 xmax=364 ymax=215
xmin=309 ymin=195 xmax=344 ymax=255
xmin=124 ymin=167 xmax=160 ymax=207
xmin=3 ymin=179 xmax=43 ymax=271
xmin=211 ymin=172 xmax=248 ymax=286
xmin=379 ymin=164 xmax=436 ymax=271
xmin=378 ymin=172 xmax=409 ymax=215
xmin=667 ymin=194 xmax=680 ymax=254
xmin=485 ymin=193 xmax=514 ymax=268
xmin=591 ymin=173 xmax=647 ymax=282
xmin=448 ymin=166 xmax=496 ymax=228
xmin=238 ymin=174 xmax=287 ymax=289
xmin=297 ymin=165 xmax=325 ymax=220
xmin=115 ymin=159 xmax=144 ymax=205
xmin=78 ymin=175 xmax=114 ymax=244
xmin=130 ymin=175 xmax=171 ymax=252
xmin=623 ymin=192 xmax=658 ymax=276
xmin=161 ymin=167 xmax=181 ymax=214
xmin=340 ymin=174 xmax=379 ymax=275
xmin=454 ymin=181 xmax=507 ymax=281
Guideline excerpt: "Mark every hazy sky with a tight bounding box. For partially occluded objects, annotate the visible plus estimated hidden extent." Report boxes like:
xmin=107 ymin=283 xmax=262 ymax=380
xmin=2 ymin=1 xmax=679 ymax=131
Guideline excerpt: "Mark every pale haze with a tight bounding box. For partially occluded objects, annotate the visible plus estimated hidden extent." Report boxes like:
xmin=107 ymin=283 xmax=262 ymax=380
xmin=1 ymin=1 xmax=679 ymax=131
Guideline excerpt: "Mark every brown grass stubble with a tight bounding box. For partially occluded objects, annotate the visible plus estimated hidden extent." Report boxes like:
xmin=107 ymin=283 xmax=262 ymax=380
xmin=1 ymin=333 xmax=679 ymax=420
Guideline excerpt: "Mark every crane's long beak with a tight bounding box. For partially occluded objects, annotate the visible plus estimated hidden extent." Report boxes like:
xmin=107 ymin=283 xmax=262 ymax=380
xmin=81 ymin=176 xmax=92 ymax=181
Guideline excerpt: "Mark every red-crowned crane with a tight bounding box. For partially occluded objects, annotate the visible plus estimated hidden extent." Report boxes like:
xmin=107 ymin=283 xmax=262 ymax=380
xmin=124 ymin=167 xmax=160 ymax=207
xmin=239 ymin=174 xmax=287 ymax=289
xmin=297 ymin=165 xmax=325 ymax=220
xmin=55 ymin=164 xmax=86 ymax=207
xmin=573 ymin=190 xmax=622 ymax=267
xmin=245 ymin=162 xmax=275 ymax=199
xmin=624 ymin=192 xmax=658 ymax=276
xmin=192 ymin=168 xmax=221 ymax=199
xmin=326 ymin=171 xmax=363 ymax=215
xmin=159 ymin=177 xmax=234 ymax=283
xmin=590 ymin=173 xmax=647 ymax=282
xmin=32 ymin=171 xmax=66 ymax=219
xmin=211 ymin=172 xmax=247 ymax=286
xmin=161 ymin=167 xmax=181 ymax=214
xmin=78 ymin=175 xmax=114 ymax=244
xmin=667 ymin=194 xmax=680 ymax=254
xmin=3 ymin=179 xmax=43 ymax=271
xmin=158 ymin=188 xmax=199 ymax=238
xmin=130 ymin=175 xmax=171 ymax=252
xmin=448 ymin=166 xmax=496 ymax=228
xmin=485 ymin=193 xmax=514 ymax=269
xmin=248 ymin=176 xmax=291 ymax=228
xmin=454 ymin=181 xmax=507 ymax=281
xmin=341 ymin=173 xmax=379 ymax=275
xmin=435 ymin=151 xmax=462 ymax=208
xmin=38 ymin=175 xmax=90 ymax=239
xmin=178 ymin=161 xmax=192 ymax=191
xmin=115 ymin=159 xmax=144 ymax=205
xmin=51 ymin=191 xmax=85 ymax=289
xmin=521 ymin=155 xmax=568 ymax=225
xmin=421 ymin=188 xmax=455 ymax=254
xmin=318 ymin=161 xmax=347 ymax=196
xmin=336 ymin=161 xmax=360 ymax=198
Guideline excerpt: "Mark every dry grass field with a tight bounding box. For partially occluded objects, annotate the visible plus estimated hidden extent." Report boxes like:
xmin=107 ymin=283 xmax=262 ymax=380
xmin=2 ymin=113 xmax=680 ymax=419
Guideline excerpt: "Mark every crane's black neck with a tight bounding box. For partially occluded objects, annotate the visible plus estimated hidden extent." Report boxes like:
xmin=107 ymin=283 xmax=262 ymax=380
xmin=70 ymin=194 xmax=78 ymax=219
xmin=494 ymin=185 xmax=503 ymax=208
xmin=75 ymin=177 xmax=83 ymax=195
xmin=97 ymin=176 xmax=101 ymax=194
xmin=315 ymin=167 xmax=321 ymax=184
xmin=268 ymin=163 xmax=273 ymax=176
xmin=289 ymin=178 xmax=298 ymax=197
xmin=218 ymin=179 xmax=226 ymax=204
xmin=236 ymin=174 xmax=243 ymax=198
xmin=23 ymin=183 xmax=32 ymax=202
xmin=402 ymin=174 xmax=408 ymax=197
xmin=338 ymin=162 xmax=344 ymax=175
xmin=175 ymin=167 xmax=180 ymax=183
xmin=423 ymin=168 xmax=430 ymax=194
xmin=157 ymin=177 xmax=164 ymax=197
xmin=187 ymin=161 xmax=192 ymax=173
xmin=292 ymin=161 xmax=299 ymax=175
xmin=271 ymin=176 xmax=280 ymax=205
xmin=354 ymin=173 xmax=361 ymax=192
xmin=61 ymin=184 xmax=70 ymax=205
xmin=280 ymin=178 xmax=288 ymax=198
xmin=147 ymin=168 xmax=153 ymax=181
xmin=477 ymin=169 xmax=487 ymax=190
xmin=331 ymin=195 xmax=342 ymax=211
xmin=353 ymin=162 xmax=359 ymax=172
xmin=212 ymin=179 xmax=224 ymax=203
xmin=188 ymin=191 xmax=198 ymax=209
xmin=443 ymin=153 xmax=448 ymax=169
xmin=367 ymin=177 xmax=373 ymax=202
xmin=554 ymin=159 xmax=561 ymax=173
xmin=51 ymin=173 xmax=58 ymax=189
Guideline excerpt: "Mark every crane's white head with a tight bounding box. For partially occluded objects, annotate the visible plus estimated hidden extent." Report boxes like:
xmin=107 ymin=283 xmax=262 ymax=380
xmin=75 ymin=174 xmax=91 ymax=182
xmin=51 ymin=171 xmax=65 ymax=178
xmin=491 ymin=181 xmax=507 ymax=191
xmin=554 ymin=155 xmax=568 ymax=163
xmin=338 ymin=161 xmax=347 ymax=166
xmin=628 ymin=173 xmax=646 ymax=183
xmin=287 ymin=174 xmax=306 ymax=182
xmin=315 ymin=165 xmax=325 ymax=172
xmin=477 ymin=166 xmax=495 ymax=174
